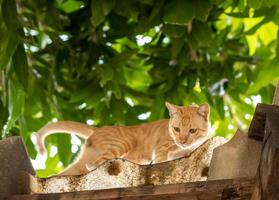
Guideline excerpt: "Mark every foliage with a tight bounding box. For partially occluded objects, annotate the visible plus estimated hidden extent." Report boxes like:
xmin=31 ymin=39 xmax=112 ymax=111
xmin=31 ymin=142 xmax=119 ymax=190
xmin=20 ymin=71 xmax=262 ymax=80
xmin=0 ymin=0 xmax=279 ymax=177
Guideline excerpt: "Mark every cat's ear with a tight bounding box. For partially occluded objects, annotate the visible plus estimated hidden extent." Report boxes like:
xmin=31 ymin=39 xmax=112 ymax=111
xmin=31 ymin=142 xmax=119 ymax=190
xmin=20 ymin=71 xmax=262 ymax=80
xmin=198 ymin=103 xmax=210 ymax=120
xmin=165 ymin=102 xmax=178 ymax=116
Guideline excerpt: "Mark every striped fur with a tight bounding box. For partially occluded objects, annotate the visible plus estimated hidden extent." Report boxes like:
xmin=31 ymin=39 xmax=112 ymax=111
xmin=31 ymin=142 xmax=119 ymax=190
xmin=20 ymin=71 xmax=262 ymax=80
xmin=36 ymin=102 xmax=210 ymax=176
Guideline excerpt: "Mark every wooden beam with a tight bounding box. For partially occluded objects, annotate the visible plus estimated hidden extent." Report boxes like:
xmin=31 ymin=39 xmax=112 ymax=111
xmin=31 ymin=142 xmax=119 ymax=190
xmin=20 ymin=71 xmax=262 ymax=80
xmin=261 ymin=114 xmax=279 ymax=196
xmin=248 ymin=81 xmax=279 ymax=141
xmin=6 ymin=178 xmax=254 ymax=200
xmin=251 ymin=81 xmax=279 ymax=199
xmin=248 ymin=104 xmax=279 ymax=141
xmin=252 ymin=112 xmax=279 ymax=200
xmin=272 ymin=81 xmax=279 ymax=106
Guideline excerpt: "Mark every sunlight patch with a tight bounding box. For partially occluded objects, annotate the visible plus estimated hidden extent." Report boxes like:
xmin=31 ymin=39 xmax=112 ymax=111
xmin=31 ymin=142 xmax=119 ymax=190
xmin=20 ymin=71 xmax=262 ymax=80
xmin=136 ymin=35 xmax=152 ymax=46
xmin=50 ymin=146 xmax=58 ymax=158
xmin=86 ymin=119 xmax=94 ymax=126
xmin=138 ymin=112 xmax=151 ymax=120
xmin=31 ymin=153 xmax=47 ymax=170
xmin=251 ymin=95 xmax=261 ymax=106
xmin=71 ymin=145 xmax=79 ymax=153
xmin=125 ymin=97 xmax=135 ymax=106
xmin=71 ymin=134 xmax=81 ymax=145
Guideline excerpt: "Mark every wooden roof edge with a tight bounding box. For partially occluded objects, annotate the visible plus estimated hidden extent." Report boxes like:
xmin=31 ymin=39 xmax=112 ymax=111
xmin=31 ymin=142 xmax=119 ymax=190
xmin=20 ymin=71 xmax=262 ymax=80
xmin=5 ymin=177 xmax=254 ymax=200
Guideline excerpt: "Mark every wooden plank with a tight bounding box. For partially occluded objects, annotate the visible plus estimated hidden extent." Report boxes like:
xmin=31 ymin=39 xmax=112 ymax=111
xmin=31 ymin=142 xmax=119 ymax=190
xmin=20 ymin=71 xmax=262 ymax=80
xmin=6 ymin=178 xmax=254 ymax=200
xmin=248 ymin=104 xmax=279 ymax=141
xmin=252 ymin=113 xmax=279 ymax=200
xmin=251 ymin=83 xmax=279 ymax=199
xmin=272 ymin=81 xmax=279 ymax=106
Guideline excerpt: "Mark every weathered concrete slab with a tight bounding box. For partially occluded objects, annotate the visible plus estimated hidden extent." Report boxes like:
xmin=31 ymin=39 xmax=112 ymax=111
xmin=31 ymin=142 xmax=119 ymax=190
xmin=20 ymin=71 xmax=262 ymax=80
xmin=22 ymin=137 xmax=227 ymax=194
xmin=208 ymin=130 xmax=262 ymax=180
xmin=0 ymin=136 xmax=35 ymax=196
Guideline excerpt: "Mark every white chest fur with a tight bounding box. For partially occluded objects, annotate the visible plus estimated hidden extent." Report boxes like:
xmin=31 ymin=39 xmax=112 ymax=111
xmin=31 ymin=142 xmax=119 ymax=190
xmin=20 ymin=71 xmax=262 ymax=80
xmin=168 ymin=136 xmax=209 ymax=160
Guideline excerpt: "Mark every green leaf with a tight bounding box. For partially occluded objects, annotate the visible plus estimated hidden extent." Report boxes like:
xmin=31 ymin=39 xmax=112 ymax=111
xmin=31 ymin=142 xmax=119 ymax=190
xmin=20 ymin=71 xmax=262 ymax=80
xmin=12 ymin=44 xmax=29 ymax=92
xmin=91 ymin=0 xmax=115 ymax=26
xmin=171 ymin=37 xmax=184 ymax=59
xmin=8 ymin=80 xmax=25 ymax=122
xmin=38 ymin=154 xmax=63 ymax=177
xmin=214 ymin=118 xmax=231 ymax=137
xmin=57 ymin=134 xmax=72 ymax=167
xmin=18 ymin=116 xmax=28 ymax=140
xmin=0 ymin=99 xmax=7 ymax=139
xmin=187 ymin=75 xmax=197 ymax=91
xmin=215 ymin=97 xmax=225 ymax=120
xmin=146 ymin=0 xmax=164 ymax=23
xmin=25 ymin=137 xmax=37 ymax=159
xmin=57 ymin=0 xmax=84 ymax=13
xmin=134 ymin=0 xmax=164 ymax=34
xmin=108 ymin=49 xmax=138 ymax=67
xmin=18 ymin=116 xmax=37 ymax=159
xmin=163 ymin=0 xmax=194 ymax=25
xmin=247 ymin=59 xmax=279 ymax=94
xmin=226 ymin=12 xmax=249 ymax=18
xmin=139 ymin=0 xmax=154 ymax=5
xmin=0 ymin=33 xmax=19 ymax=70
xmin=150 ymin=95 xmax=165 ymax=120
xmin=244 ymin=7 xmax=276 ymax=35
xmin=110 ymin=83 xmax=122 ymax=99
xmin=163 ymin=24 xmax=186 ymax=38
xmin=248 ymin=0 xmax=278 ymax=8
xmin=114 ymin=0 xmax=138 ymax=21
xmin=100 ymin=64 xmax=114 ymax=85
xmin=1 ymin=0 xmax=19 ymax=32
xmin=94 ymin=101 xmax=111 ymax=125
xmin=124 ymin=66 xmax=152 ymax=91
xmin=70 ymin=84 xmax=94 ymax=103
xmin=70 ymin=84 xmax=106 ymax=109
xmin=194 ymin=0 xmax=212 ymax=21
xmin=259 ymin=84 xmax=275 ymax=104
xmin=111 ymin=98 xmax=125 ymax=124
xmin=192 ymin=20 xmax=212 ymax=46
xmin=2 ymin=79 xmax=25 ymax=138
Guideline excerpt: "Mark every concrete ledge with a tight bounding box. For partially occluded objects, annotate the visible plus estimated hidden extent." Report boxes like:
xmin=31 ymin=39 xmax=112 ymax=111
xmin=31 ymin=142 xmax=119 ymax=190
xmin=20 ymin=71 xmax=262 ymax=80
xmin=22 ymin=137 xmax=227 ymax=193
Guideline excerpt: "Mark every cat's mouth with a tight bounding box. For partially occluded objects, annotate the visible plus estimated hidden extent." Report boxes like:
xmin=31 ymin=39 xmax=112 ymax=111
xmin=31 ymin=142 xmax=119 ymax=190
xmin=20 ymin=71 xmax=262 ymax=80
xmin=175 ymin=141 xmax=189 ymax=149
xmin=178 ymin=136 xmax=208 ymax=149
xmin=180 ymin=142 xmax=191 ymax=148
xmin=179 ymin=139 xmax=190 ymax=144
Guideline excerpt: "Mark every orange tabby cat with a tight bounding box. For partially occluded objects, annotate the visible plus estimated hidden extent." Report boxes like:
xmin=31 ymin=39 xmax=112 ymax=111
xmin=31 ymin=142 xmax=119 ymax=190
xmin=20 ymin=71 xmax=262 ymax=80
xmin=36 ymin=102 xmax=210 ymax=176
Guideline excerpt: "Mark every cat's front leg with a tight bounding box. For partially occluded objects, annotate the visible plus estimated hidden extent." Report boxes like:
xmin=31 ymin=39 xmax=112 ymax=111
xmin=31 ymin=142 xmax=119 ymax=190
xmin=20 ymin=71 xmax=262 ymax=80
xmin=154 ymin=151 xmax=168 ymax=163
xmin=86 ymin=153 xmax=114 ymax=171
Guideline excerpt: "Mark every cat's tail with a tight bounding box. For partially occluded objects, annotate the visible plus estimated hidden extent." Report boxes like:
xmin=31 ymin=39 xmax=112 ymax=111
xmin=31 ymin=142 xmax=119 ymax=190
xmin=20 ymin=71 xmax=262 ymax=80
xmin=36 ymin=121 xmax=96 ymax=155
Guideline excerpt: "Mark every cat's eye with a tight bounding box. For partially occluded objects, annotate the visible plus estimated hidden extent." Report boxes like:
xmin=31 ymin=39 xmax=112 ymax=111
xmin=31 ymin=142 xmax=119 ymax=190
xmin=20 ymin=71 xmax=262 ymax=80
xmin=173 ymin=126 xmax=180 ymax=132
xmin=189 ymin=128 xmax=197 ymax=133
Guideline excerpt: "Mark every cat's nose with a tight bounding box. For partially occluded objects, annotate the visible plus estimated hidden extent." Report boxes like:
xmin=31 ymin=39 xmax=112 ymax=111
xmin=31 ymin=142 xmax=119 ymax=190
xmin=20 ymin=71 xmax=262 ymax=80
xmin=181 ymin=135 xmax=189 ymax=143
xmin=181 ymin=140 xmax=187 ymax=144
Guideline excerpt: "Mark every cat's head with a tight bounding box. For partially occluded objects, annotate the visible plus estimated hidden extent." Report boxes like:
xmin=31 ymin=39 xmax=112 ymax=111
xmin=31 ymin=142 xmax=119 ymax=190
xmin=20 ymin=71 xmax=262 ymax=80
xmin=166 ymin=102 xmax=210 ymax=149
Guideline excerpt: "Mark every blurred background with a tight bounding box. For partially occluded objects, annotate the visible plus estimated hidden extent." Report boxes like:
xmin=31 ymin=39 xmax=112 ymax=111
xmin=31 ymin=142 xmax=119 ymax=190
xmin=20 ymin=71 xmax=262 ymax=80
xmin=0 ymin=0 xmax=278 ymax=177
